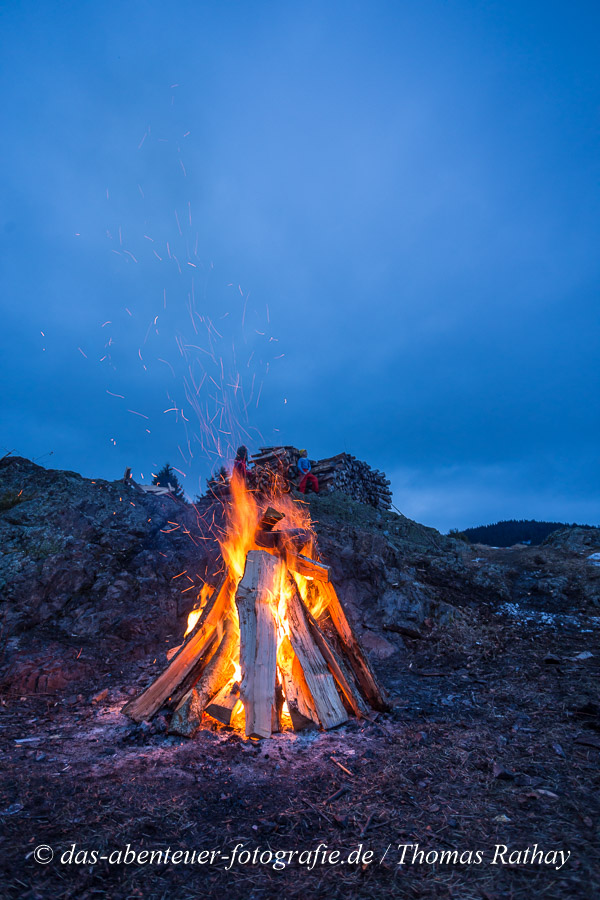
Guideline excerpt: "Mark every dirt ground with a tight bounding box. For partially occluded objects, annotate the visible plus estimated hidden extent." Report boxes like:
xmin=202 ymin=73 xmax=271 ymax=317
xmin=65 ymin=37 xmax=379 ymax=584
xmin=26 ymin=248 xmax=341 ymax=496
xmin=1 ymin=592 xmax=599 ymax=900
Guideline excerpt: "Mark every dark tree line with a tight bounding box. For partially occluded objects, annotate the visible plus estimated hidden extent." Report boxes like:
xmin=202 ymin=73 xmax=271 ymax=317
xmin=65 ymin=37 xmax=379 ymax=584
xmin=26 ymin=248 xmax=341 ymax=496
xmin=456 ymin=519 xmax=594 ymax=547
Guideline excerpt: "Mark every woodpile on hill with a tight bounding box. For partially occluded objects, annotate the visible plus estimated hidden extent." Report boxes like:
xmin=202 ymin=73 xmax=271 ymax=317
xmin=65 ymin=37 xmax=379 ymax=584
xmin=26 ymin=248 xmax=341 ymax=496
xmin=250 ymin=447 xmax=393 ymax=510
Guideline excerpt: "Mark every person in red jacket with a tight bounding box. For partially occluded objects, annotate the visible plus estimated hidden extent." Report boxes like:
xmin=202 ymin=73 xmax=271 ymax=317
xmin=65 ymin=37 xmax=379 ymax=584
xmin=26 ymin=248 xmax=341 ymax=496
xmin=297 ymin=449 xmax=319 ymax=494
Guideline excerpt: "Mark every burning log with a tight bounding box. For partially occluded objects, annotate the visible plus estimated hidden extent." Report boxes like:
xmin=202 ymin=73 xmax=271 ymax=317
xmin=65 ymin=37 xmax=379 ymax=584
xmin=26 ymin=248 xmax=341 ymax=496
xmin=277 ymin=635 xmax=318 ymax=730
xmin=285 ymin=553 xmax=330 ymax=582
xmin=169 ymin=615 xmax=238 ymax=737
xmin=122 ymin=572 xmax=234 ymax=722
xmin=304 ymin=609 xmax=369 ymax=718
xmin=254 ymin=527 xmax=312 ymax=555
xmin=283 ymin=575 xmax=348 ymax=730
xmin=259 ymin=506 xmax=286 ymax=532
xmin=320 ymin=581 xmax=389 ymax=711
xmin=205 ymin=680 xmax=242 ymax=726
xmin=235 ymin=551 xmax=279 ymax=739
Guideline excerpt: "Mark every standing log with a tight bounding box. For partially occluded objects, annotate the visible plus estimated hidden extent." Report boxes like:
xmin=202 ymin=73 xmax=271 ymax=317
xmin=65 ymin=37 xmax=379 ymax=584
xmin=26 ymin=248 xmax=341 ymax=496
xmin=277 ymin=635 xmax=319 ymax=730
xmin=320 ymin=581 xmax=389 ymax=712
xmin=284 ymin=576 xmax=348 ymax=729
xmin=236 ymin=550 xmax=279 ymax=739
xmin=169 ymin=614 xmax=238 ymax=736
xmin=123 ymin=572 xmax=234 ymax=722
xmin=304 ymin=609 xmax=369 ymax=717
xmin=167 ymin=630 xmax=220 ymax=709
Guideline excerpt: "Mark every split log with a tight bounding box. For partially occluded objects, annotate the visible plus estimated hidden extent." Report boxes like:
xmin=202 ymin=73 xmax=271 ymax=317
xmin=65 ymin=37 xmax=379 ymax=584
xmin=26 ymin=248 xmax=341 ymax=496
xmin=304 ymin=608 xmax=369 ymax=717
xmin=204 ymin=679 xmax=242 ymax=726
xmin=169 ymin=615 xmax=238 ymax=736
xmin=287 ymin=553 xmax=330 ymax=582
xmin=277 ymin=635 xmax=319 ymax=730
xmin=235 ymin=550 xmax=279 ymax=739
xmin=284 ymin=576 xmax=348 ymax=729
xmin=167 ymin=630 xmax=220 ymax=708
xmin=257 ymin=544 xmax=329 ymax=581
xmin=320 ymin=581 xmax=389 ymax=712
xmin=166 ymin=688 xmax=204 ymax=738
xmin=123 ymin=572 xmax=234 ymax=722
xmin=272 ymin=683 xmax=284 ymax=733
xmin=259 ymin=507 xmax=285 ymax=532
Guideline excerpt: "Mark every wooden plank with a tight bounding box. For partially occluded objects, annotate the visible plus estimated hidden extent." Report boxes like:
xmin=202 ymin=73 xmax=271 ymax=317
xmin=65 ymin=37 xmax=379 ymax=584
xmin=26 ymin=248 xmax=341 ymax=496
xmin=277 ymin=635 xmax=319 ymax=730
xmin=284 ymin=576 xmax=348 ymax=729
xmin=235 ymin=550 xmax=278 ymax=739
xmin=169 ymin=615 xmax=238 ymax=737
xmin=122 ymin=572 xmax=234 ymax=722
xmin=320 ymin=581 xmax=389 ymax=712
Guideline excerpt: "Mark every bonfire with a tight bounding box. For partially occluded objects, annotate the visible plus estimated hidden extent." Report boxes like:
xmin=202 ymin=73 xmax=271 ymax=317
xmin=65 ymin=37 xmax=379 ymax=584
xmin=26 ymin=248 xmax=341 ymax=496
xmin=123 ymin=471 xmax=387 ymax=738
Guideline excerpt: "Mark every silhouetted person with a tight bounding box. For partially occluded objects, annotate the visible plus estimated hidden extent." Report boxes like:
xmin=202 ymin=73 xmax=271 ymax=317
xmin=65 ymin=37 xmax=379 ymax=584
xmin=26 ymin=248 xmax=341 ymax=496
xmin=233 ymin=445 xmax=249 ymax=482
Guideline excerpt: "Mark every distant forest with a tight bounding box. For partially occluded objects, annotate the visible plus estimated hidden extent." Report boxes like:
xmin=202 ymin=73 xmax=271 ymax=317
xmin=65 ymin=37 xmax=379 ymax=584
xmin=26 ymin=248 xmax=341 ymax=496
xmin=457 ymin=519 xmax=594 ymax=547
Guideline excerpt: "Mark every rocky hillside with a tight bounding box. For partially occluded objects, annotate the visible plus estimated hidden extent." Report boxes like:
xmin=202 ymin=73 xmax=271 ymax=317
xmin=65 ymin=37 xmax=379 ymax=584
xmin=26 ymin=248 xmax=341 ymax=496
xmin=1 ymin=454 xmax=599 ymax=698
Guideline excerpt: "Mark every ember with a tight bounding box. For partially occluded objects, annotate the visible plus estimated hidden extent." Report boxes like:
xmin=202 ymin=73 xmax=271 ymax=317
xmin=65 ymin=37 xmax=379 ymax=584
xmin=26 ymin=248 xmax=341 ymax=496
xmin=123 ymin=473 xmax=387 ymax=738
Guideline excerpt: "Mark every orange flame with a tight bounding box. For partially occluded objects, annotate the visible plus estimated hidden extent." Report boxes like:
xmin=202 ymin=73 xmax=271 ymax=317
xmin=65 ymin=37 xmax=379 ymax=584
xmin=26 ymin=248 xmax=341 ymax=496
xmin=184 ymin=582 xmax=214 ymax=637
xmin=220 ymin=470 xmax=260 ymax=581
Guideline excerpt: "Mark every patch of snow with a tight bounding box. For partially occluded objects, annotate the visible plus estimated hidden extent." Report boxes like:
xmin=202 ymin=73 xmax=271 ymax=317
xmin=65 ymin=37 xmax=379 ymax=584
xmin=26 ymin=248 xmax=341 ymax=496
xmin=587 ymin=552 xmax=600 ymax=566
xmin=499 ymin=602 xmax=600 ymax=631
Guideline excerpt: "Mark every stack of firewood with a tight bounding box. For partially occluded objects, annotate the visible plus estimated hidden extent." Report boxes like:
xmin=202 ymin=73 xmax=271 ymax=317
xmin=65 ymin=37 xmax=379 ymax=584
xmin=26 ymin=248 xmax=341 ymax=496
xmin=250 ymin=447 xmax=392 ymax=510
xmin=311 ymin=453 xmax=392 ymax=509
xmin=123 ymin=510 xmax=388 ymax=738
xmin=250 ymin=446 xmax=301 ymax=494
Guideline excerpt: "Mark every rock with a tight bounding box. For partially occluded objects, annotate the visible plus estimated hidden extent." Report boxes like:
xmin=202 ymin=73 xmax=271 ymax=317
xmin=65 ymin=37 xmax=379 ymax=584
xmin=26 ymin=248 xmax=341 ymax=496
xmin=493 ymin=762 xmax=515 ymax=780
xmin=543 ymin=527 xmax=600 ymax=553
xmin=359 ymin=631 xmax=398 ymax=659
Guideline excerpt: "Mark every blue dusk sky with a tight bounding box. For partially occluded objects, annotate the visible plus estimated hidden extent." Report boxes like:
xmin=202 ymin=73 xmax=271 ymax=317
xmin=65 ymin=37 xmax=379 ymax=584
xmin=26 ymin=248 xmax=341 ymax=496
xmin=1 ymin=0 xmax=598 ymax=532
